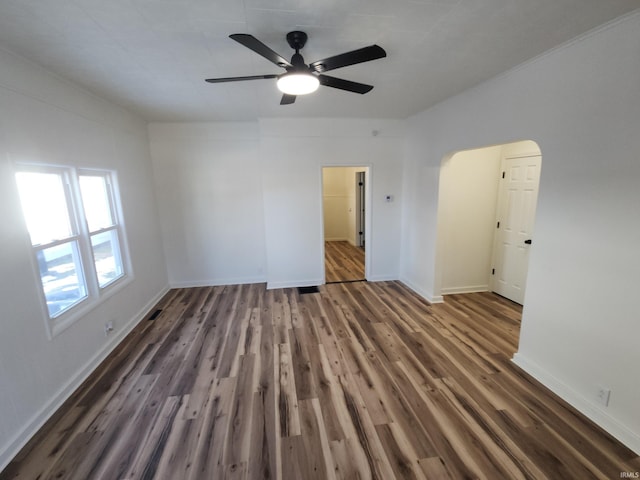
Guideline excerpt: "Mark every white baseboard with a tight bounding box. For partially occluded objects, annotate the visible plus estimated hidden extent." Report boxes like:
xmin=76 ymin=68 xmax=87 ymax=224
xmin=169 ymin=276 xmax=267 ymax=289
xmin=267 ymin=278 xmax=323 ymax=290
xmin=512 ymin=353 xmax=640 ymax=456
xmin=0 ymin=285 xmax=170 ymax=472
xmin=324 ymin=237 xmax=349 ymax=242
xmin=398 ymin=276 xmax=444 ymax=304
xmin=366 ymin=274 xmax=398 ymax=282
xmin=441 ymin=284 xmax=489 ymax=295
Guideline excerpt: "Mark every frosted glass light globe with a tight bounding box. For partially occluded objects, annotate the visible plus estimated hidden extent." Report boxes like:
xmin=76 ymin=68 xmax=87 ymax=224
xmin=277 ymin=73 xmax=320 ymax=95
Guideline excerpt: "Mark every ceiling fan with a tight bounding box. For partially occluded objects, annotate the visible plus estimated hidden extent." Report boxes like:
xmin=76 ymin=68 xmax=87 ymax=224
xmin=205 ymin=31 xmax=386 ymax=105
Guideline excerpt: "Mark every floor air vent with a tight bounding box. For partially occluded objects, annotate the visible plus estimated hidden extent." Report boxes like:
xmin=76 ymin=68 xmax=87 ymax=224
xmin=298 ymin=286 xmax=320 ymax=295
xmin=148 ymin=309 xmax=162 ymax=321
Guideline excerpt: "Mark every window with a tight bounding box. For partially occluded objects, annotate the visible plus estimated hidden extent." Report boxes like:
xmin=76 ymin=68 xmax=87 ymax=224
xmin=79 ymin=174 xmax=124 ymax=288
xmin=15 ymin=165 xmax=130 ymax=335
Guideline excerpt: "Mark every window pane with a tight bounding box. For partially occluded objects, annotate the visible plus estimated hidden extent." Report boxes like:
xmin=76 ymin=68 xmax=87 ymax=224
xmin=91 ymin=230 xmax=123 ymax=287
xmin=38 ymin=242 xmax=87 ymax=317
xmin=15 ymin=172 xmax=73 ymax=246
xmin=79 ymin=175 xmax=114 ymax=232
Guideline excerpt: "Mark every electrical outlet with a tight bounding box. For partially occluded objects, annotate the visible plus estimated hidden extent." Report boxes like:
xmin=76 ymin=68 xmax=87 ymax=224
xmin=596 ymin=386 xmax=611 ymax=407
xmin=104 ymin=321 xmax=114 ymax=336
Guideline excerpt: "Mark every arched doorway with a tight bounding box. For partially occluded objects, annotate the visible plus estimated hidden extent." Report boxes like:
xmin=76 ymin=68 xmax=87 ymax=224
xmin=435 ymin=140 xmax=541 ymax=305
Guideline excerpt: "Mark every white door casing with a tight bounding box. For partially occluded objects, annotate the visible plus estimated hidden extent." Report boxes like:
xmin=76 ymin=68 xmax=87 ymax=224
xmin=355 ymin=171 xmax=365 ymax=248
xmin=491 ymin=154 xmax=541 ymax=304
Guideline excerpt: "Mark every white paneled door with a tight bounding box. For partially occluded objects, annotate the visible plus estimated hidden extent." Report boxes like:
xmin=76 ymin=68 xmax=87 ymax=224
xmin=491 ymin=154 xmax=541 ymax=304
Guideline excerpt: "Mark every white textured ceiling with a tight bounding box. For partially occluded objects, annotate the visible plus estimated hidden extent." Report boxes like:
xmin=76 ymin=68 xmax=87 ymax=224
xmin=0 ymin=0 xmax=638 ymax=122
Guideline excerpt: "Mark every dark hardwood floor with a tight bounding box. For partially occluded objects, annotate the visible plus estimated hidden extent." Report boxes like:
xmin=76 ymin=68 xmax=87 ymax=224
xmin=325 ymin=241 xmax=365 ymax=283
xmin=2 ymin=282 xmax=638 ymax=479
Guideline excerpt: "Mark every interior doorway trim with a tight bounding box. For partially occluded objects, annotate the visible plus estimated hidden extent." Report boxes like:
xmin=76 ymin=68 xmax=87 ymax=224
xmin=320 ymin=165 xmax=372 ymax=284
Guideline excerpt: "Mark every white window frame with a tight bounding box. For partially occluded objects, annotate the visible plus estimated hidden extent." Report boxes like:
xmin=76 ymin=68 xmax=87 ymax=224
xmin=15 ymin=164 xmax=133 ymax=339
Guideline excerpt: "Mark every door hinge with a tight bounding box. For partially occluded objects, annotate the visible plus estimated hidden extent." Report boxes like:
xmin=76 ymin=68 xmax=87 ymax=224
xmin=492 ymin=268 xmax=495 ymax=275
xmin=496 ymin=221 xmax=500 ymax=228
xmin=502 ymin=171 xmax=505 ymax=179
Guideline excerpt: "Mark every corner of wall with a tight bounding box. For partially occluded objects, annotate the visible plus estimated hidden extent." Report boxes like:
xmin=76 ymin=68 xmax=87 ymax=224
xmin=399 ymin=276 xmax=444 ymax=304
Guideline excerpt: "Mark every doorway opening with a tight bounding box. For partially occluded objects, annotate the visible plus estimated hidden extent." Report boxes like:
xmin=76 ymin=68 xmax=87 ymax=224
xmin=322 ymin=167 xmax=368 ymax=284
xmin=435 ymin=140 xmax=542 ymax=305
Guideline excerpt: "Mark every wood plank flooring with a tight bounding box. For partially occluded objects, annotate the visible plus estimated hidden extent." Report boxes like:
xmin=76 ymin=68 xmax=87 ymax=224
xmin=2 ymin=282 xmax=638 ymax=479
xmin=325 ymin=241 xmax=365 ymax=283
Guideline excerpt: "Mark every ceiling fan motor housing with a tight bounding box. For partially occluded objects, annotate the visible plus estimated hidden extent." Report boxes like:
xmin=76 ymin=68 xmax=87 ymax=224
xmin=286 ymin=31 xmax=308 ymax=51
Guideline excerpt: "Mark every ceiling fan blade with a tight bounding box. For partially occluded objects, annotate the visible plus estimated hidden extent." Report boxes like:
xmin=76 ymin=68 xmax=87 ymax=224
xmin=230 ymin=34 xmax=292 ymax=68
xmin=318 ymin=75 xmax=374 ymax=94
xmin=205 ymin=74 xmax=278 ymax=83
xmin=309 ymin=45 xmax=386 ymax=73
xmin=280 ymin=94 xmax=296 ymax=105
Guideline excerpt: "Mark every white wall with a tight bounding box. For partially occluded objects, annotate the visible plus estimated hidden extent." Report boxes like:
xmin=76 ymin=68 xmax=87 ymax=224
xmin=148 ymin=119 xmax=403 ymax=290
xmin=261 ymin=119 xmax=404 ymax=288
xmin=148 ymin=122 xmax=267 ymax=287
xmin=0 ymin=49 xmax=168 ymax=469
xmin=322 ymin=167 xmax=350 ymax=241
xmin=401 ymin=11 xmax=640 ymax=454
xmin=437 ymin=145 xmax=502 ymax=294
xmin=322 ymin=166 xmax=361 ymax=244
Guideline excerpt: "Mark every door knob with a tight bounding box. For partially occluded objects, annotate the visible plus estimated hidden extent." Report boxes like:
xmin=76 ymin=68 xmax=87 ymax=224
xmin=524 ymin=239 xmax=532 ymax=245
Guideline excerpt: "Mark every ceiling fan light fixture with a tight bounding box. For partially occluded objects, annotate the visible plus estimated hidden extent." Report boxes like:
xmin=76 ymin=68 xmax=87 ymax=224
xmin=277 ymin=72 xmax=319 ymax=95
xmin=206 ymin=32 xmax=386 ymax=104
